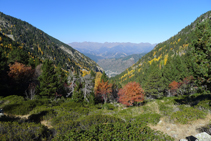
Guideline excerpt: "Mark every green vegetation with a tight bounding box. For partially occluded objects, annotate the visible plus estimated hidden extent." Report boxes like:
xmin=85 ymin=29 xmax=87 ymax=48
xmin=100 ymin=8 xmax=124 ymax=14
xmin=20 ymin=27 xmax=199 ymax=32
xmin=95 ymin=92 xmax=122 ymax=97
xmin=170 ymin=105 xmax=206 ymax=124
xmin=2 ymin=94 xmax=211 ymax=140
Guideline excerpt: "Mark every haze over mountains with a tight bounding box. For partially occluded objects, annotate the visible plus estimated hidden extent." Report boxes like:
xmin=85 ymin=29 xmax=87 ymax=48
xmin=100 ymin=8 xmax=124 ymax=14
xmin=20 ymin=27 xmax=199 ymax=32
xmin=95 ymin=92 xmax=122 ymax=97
xmin=69 ymin=42 xmax=155 ymax=77
xmin=68 ymin=42 xmax=156 ymax=62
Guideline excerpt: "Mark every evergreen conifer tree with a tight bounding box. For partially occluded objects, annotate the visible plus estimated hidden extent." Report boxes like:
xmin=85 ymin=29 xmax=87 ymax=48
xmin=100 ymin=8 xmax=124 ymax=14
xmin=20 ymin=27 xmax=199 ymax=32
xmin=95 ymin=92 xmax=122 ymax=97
xmin=37 ymin=59 xmax=58 ymax=98
xmin=191 ymin=20 xmax=211 ymax=92
xmin=162 ymin=56 xmax=177 ymax=88
xmin=55 ymin=66 xmax=67 ymax=96
xmin=0 ymin=51 xmax=9 ymax=95
xmin=144 ymin=62 xmax=165 ymax=98
xmin=173 ymin=55 xmax=188 ymax=81
xmin=101 ymin=71 xmax=108 ymax=82
xmin=72 ymin=82 xmax=84 ymax=102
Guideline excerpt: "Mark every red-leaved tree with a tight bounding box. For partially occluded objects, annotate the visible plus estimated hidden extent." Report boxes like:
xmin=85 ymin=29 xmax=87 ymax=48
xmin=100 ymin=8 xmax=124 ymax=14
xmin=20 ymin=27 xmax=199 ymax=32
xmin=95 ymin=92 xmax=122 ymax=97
xmin=118 ymin=82 xmax=144 ymax=106
xmin=95 ymin=80 xmax=112 ymax=104
xmin=168 ymin=81 xmax=180 ymax=95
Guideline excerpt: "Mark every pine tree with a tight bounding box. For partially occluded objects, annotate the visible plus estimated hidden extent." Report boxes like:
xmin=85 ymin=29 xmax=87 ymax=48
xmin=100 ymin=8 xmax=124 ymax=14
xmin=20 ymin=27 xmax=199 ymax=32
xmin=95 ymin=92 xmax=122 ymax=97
xmin=0 ymin=51 xmax=9 ymax=95
xmin=144 ymin=62 xmax=165 ymax=98
xmin=37 ymin=59 xmax=58 ymax=98
xmin=101 ymin=71 xmax=108 ymax=82
xmin=72 ymin=82 xmax=84 ymax=102
xmin=190 ymin=19 xmax=211 ymax=92
xmin=162 ymin=56 xmax=177 ymax=88
xmin=8 ymin=49 xmax=29 ymax=65
xmin=55 ymin=66 xmax=67 ymax=96
xmin=173 ymin=55 xmax=188 ymax=81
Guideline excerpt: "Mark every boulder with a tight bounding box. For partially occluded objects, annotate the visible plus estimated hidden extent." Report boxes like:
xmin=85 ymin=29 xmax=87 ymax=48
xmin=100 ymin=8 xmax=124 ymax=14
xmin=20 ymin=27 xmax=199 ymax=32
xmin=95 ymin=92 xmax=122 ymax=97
xmin=195 ymin=132 xmax=211 ymax=141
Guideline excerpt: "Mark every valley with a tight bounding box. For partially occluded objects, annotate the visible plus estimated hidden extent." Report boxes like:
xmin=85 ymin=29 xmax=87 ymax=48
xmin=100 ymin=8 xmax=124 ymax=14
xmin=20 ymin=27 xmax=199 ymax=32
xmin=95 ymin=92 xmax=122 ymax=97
xmin=69 ymin=42 xmax=154 ymax=77
xmin=0 ymin=4 xmax=211 ymax=141
xmin=98 ymin=53 xmax=146 ymax=77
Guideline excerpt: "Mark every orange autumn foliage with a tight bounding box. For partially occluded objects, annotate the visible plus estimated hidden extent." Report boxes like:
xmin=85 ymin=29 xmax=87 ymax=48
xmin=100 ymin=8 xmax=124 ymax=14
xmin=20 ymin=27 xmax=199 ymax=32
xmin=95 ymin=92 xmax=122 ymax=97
xmin=118 ymin=82 xmax=144 ymax=106
xmin=95 ymin=80 xmax=112 ymax=104
xmin=168 ymin=81 xmax=179 ymax=90
xmin=8 ymin=62 xmax=34 ymax=82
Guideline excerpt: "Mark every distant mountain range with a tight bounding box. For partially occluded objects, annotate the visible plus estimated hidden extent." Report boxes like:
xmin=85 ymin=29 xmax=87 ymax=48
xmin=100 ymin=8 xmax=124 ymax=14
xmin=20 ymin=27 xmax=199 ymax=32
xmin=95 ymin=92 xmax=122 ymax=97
xmin=68 ymin=42 xmax=156 ymax=62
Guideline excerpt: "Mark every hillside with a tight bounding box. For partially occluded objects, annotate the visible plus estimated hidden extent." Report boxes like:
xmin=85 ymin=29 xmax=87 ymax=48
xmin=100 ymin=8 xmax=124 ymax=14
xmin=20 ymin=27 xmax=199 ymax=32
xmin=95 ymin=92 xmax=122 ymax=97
xmin=0 ymin=12 xmax=103 ymax=73
xmin=97 ymin=53 xmax=146 ymax=77
xmin=69 ymin=42 xmax=156 ymax=61
xmin=111 ymin=11 xmax=211 ymax=98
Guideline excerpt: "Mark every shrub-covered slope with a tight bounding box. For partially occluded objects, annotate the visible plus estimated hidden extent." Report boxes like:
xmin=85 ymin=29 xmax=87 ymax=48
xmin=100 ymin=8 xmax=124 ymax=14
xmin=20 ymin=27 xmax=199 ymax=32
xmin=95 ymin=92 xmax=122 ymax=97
xmin=0 ymin=12 xmax=103 ymax=72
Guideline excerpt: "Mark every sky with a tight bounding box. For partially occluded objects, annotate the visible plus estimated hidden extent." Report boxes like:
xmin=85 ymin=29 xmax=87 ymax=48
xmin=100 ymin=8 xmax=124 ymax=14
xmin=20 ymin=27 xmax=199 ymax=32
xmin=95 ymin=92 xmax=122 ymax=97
xmin=0 ymin=0 xmax=210 ymax=44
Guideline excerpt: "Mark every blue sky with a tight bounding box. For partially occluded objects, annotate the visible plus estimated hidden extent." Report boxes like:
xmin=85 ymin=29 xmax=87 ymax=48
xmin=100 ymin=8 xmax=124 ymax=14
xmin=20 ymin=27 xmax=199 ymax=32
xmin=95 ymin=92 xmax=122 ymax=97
xmin=1 ymin=0 xmax=210 ymax=44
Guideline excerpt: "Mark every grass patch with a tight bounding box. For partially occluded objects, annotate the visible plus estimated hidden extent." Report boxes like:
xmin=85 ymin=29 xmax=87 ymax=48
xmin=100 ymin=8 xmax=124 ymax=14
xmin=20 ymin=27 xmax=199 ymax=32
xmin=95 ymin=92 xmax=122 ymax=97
xmin=132 ymin=113 xmax=161 ymax=125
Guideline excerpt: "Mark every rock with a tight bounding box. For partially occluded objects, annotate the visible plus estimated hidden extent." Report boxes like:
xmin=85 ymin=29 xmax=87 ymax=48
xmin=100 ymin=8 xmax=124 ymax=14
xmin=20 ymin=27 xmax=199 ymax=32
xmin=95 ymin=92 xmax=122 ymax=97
xmin=195 ymin=132 xmax=211 ymax=141
xmin=0 ymin=109 xmax=4 ymax=117
xmin=180 ymin=139 xmax=188 ymax=141
xmin=158 ymin=120 xmax=162 ymax=124
xmin=166 ymin=127 xmax=170 ymax=131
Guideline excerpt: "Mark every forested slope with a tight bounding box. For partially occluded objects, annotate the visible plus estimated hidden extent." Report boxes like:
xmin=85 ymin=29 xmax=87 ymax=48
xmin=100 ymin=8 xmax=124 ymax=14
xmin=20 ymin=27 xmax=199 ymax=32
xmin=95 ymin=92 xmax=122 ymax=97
xmin=110 ymin=11 xmax=211 ymax=98
xmin=0 ymin=12 xmax=103 ymax=73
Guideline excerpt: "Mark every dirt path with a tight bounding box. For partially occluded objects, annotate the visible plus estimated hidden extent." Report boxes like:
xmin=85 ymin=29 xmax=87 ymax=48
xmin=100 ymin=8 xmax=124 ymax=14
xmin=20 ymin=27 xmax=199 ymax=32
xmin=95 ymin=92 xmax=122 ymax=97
xmin=149 ymin=114 xmax=211 ymax=140
xmin=4 ymin=113 xmax=53 ymax=129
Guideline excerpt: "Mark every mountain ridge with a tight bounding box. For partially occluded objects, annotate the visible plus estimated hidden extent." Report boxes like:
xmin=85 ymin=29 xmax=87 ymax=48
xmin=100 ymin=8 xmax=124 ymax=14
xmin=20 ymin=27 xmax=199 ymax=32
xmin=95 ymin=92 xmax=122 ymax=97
xmin=0 ymin=12 xmax=103 ymax=74
xmin=68 ymin=42 xmax=156 ymax=61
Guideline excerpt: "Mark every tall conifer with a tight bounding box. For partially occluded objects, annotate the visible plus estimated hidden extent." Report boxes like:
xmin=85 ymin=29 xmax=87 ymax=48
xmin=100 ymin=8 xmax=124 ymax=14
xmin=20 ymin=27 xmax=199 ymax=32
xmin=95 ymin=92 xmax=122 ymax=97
xmin=144 ymin=62 xmax=165 ymax=98
xmin=37 ymin=59 xmax=58 ymax=98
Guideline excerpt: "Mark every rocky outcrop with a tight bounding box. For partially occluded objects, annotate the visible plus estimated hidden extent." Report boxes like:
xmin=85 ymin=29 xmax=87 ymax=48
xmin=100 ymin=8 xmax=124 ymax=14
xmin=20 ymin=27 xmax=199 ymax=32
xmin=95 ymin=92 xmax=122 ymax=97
xmin=180 ymin=132 xmax=211 ymax=141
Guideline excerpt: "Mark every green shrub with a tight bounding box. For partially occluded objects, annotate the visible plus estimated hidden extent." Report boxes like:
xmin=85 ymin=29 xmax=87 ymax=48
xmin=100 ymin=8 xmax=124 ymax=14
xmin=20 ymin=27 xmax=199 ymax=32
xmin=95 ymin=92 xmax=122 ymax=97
xmin=132 ymin=113 xmax=161 ymax=125
xmin=60 ymin=101 xmax=83 ymax=109
xmin=1 ymin=95 xmax=24 ymax=107
xmin=102 ymin=103 xmax=115 ymax=110
xmin=142 ymin=105 xmax=153 ymax=113
xmin=158 ymin=102 xmax=173 ymax=116
xmin=79 ymin=115 xmax=124 ymax=130
xmin=54 ymin=115 xmax=125 ymax=137
xmin=51 ymin=111 xmax=81 ymax=125
xmin=0 ymin=121 xmax=52 ymax=140
xmin=3 ymin=99 xmax=49 ymax=115
xmin=195 ymin=100 xmax=211 ymax=113
xmin=170 ymin=105 xmax=206 ymax=124
xmin=53 ymin=122 xmax=174 ymax=141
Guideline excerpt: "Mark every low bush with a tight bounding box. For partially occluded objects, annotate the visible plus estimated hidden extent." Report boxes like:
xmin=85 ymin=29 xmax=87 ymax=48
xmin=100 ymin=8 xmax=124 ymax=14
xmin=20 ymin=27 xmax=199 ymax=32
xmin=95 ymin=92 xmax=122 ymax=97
xmin=0 ymin=121 xmax=52 ymax=140
xmin=102 ymin=103 xmax=115 ymax=110
xmin=3 ymin=99 xmax=50 ymax=115
xmin=79 ymin=115 xmax=124 ymax=130
xmin=0 ymin=95 xmax=24 ymax=107
xmin=158 ymin=102 xmax=173 ymax=116
xmin=54 ymin=115 xmax=125 ymax=137
xmin=195 ymin=100 xmax=211 ymax=113
xmin=51 ymin=111 xmax=81 ymax=126
xmin=53 ymin=122 xmax=174 ymax=141
xmin=170 ymin=105 xmax=206 ymax=124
